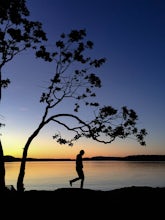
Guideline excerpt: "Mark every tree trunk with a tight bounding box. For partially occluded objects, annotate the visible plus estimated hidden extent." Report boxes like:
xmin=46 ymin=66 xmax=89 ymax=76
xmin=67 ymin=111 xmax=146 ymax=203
xmin=17 ymin=145 xmax=28 ymax=192
xmin=17 ymin=127 xmax=43 ymax=192
xmin=0 ymin=139 xmax=6 ymax=192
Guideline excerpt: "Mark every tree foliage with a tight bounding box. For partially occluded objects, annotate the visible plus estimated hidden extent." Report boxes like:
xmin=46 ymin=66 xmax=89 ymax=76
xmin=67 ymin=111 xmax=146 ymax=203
xmin=0 ymin=0 xmax=48 ymax=99
xmin=38 ymin=29 xmax=147 ymax=146
xmin=17 ymin=29 xmax=147 ymax=192
xmin=0 ymin=0 xmax=48 ymax=192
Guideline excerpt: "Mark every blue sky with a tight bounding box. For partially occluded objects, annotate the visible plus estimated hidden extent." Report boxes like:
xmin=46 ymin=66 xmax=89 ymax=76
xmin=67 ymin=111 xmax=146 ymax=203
xmin=1 ymin=0 xmax=165 ymax=159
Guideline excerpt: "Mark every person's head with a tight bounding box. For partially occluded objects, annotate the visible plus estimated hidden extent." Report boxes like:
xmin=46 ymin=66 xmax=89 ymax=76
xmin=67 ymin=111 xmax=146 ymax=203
xmin=80 ymin=150 xmax=85 ymax=155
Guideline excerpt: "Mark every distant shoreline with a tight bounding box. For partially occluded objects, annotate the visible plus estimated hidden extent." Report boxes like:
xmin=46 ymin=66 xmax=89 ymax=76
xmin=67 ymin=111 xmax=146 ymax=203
xmin=4 ymin=154 xmax=165 ymax=162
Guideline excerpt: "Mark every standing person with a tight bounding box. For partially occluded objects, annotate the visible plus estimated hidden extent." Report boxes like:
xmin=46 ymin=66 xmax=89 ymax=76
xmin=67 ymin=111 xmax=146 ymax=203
xmin=69 ymin=150 xmax=85 ymax=189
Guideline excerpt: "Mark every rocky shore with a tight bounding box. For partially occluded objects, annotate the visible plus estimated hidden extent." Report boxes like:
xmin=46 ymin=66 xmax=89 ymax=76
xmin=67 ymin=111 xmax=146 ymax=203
xmin=2 ymin=186 xmax=164 ymax=217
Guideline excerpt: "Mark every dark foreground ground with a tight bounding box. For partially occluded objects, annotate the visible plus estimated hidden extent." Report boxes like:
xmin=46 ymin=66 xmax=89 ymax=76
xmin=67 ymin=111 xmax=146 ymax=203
xmin=2 ymin=186 xmax=165 ymax=218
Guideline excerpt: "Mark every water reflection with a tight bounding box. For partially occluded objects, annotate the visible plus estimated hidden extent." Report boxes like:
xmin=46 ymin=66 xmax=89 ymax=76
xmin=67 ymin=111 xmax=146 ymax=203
xmin=5 ymin=161 xmax=165 ymax=191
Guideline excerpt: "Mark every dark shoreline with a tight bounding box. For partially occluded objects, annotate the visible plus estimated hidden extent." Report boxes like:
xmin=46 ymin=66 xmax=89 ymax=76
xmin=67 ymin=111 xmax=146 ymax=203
xmin=4 ymin=186 xmax=165 ymax=202
xmin=2 ymin=186 xmax=164 ymax=217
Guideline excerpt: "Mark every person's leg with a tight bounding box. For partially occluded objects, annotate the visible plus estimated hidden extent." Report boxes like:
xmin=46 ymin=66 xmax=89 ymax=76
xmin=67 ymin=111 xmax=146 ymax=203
xmin=69 ymin=168 xmax=84 ymax=187
xmin=80 ymin=178 xmax=84 ymax=188
xmin=80 ymin=170 xmax=84 ymax=188
xmin=69 ymin=177 xmax=80 ymax=186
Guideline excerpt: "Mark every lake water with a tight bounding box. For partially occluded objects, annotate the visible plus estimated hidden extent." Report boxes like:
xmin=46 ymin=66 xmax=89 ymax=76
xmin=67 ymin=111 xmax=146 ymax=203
xmin=5 ymin=161 xmax=165 ymax=191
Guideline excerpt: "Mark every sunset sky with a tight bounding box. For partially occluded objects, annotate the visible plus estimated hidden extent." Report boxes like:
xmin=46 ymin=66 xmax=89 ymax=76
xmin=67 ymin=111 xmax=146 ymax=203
xmin=1 ymin=0 xmax=165 ymax=159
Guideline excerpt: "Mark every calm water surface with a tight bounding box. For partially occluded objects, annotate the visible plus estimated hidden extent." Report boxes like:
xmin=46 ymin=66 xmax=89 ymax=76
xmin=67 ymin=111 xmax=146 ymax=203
xmin=5 ymin=161 xmax=165 ymax=191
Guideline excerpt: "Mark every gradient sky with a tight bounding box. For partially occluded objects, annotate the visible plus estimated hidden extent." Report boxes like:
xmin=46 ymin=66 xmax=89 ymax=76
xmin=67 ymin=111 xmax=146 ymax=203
xmin=1 ymin=0 xmax=165 ymax=159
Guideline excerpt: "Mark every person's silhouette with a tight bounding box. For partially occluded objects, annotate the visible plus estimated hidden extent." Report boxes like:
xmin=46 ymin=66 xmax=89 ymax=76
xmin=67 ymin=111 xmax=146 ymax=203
xmin=69 ymin=150 xmax=85 ymax=188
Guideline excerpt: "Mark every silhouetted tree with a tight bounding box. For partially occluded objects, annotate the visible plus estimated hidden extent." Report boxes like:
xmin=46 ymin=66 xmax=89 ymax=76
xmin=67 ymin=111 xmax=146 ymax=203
xmin=17 ymin=29 xmax=147 ymax=192
xmin=0 ymin=0 xmax=48 ymax=191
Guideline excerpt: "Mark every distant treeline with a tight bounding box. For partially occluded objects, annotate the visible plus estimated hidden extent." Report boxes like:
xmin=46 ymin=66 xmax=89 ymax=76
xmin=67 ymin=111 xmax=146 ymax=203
xmin=88 ymin=155 xmax=165 ymax=161
xmin=4 ymin=155 xmax=165 ymax=162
